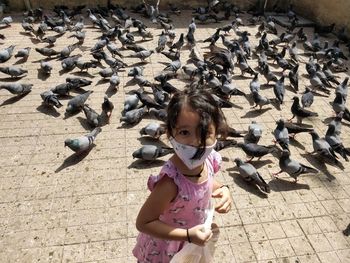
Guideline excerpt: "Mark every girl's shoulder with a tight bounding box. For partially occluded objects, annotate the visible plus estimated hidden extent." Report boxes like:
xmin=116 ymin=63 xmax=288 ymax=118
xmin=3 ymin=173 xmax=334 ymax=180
xmin=147 ymin=160 xmax=179 ymax=191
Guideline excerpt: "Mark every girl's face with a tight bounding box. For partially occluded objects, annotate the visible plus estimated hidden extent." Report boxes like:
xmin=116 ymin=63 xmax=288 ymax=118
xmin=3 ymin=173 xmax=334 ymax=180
xmin=172 ymin=104 xmax=216 ymax=147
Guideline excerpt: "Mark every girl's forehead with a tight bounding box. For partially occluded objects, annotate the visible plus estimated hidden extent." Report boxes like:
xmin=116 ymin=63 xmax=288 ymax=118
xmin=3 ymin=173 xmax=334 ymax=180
xmin=176 ymin=105 xmax=200 ymax=127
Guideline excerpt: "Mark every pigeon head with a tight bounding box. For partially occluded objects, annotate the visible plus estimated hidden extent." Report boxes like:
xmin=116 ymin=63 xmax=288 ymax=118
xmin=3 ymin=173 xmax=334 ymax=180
xmin=233 ymin=158 xmax=244 ymax=166
xmin=64 ymin=139 xmax=72 ymax=147
xmin=281 ymin=149 xmax=290 ymax=157
xmin=132 ymin=149 xmax=141 ymax=159
xmin=292 ymin=96 xmax=299 ymax=102
xmin=276 ymin=118 xmax=285 ymax=126
xmin=309 ymin=131 xmax=319 ymax=140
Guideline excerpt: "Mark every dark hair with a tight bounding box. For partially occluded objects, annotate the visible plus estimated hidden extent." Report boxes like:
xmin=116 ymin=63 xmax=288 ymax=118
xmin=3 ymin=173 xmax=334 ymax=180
xmin=166 ymin=89 xmax=227 ymax=159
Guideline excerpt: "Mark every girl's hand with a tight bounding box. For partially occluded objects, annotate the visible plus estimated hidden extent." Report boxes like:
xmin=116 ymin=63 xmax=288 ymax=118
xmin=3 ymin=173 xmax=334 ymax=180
xmin=212 ymin=186 xmax=232 ymax=213
xmin=188 ymin=224 xmax=213 ymax=246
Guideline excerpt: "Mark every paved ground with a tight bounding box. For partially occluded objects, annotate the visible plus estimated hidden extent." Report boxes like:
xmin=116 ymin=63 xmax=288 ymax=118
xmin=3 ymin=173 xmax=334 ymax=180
xmin=0 ymin=9 xmax=349 ymax=263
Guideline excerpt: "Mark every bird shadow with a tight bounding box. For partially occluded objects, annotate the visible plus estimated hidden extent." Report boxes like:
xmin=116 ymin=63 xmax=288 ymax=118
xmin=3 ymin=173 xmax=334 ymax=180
xmin=59 ymin=68 xmax=73 ymax=76
xmin=71 ymin=71 xmax=95 ymax=78
xmin=270 ymin=99 xmax=282 ymax=111
xmin=96 ymin=78 xmax=109 ymax=86
xmin=0 ymin=93 xmax=30 ymax=107
xmin=55 ymin=148 xmax=93 ymax=173
xmin=36 ymin=104 xmax=60 ymax=117
xmin=240 ymin=107 xmax=271 ymax=118
xmin=29 ymin=37 xmax=41 ymax=44
xmin=0 ymin=76 xmax=25 ymax=82
xmin=289 ymin=137 xmax=306 ymax=150
xmin=129 ymin=61 xmax=149 ymax=67
xmin=137 ymin=136 xmax=169 ymax=147
xmin=300 ymin=153 xmax=337 ymax=181
xmin=268 ymin=178 xmax=310 ymax=191
xmin=76 ymin=116 xmax=93 ymax=131
xmin=105 ymin=85 xmax=118 ymax=97
xmin=14 ymin=58 xmax=28 ymax=65
xmin=64 ymin=110 xmax=81 ymax=119
xmin=128 ymin=159 xmax=165 ymax=169
xmin=322 ymin=116 xmax=334 ymax=124
xmin=230 ymin=172 xmax=269 ymax=198
xmin=37 ymin=69 xmax=50 ymax=81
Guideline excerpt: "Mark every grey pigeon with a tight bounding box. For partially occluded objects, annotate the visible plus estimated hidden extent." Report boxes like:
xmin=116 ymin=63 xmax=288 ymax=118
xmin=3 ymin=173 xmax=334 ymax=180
xmin=40 ymin=60 xmax=52 ymax=74
xmin=236 ymin=142 xmax=276 ymax=162
xmin=132 ymin=145 xmax=174 ymax=161
xmin=301 ymin=87 xmax=314 ymax=108
xmin=75 ymin=60 xmax=97 ymax=72
xmin=0 ymin=45 xmax=15 ymax=63
xmin=325 ymin=123 xmax=350 ymax=161
xmin=140 ymin=122 xmax=166 ymax=139
xmin=102 ymin=95 xmax=114 ymax=123
xmin=148 ymin=108 xmax=167 ymax=122
xmin=273 ymin=119 xmax=290 ymax=150
xmin=123 ymin=94 xmax=139 ymax=113
xmin=120 ymin=106 xmax=147 ymax=125
xmin=234 ymin=158 xmax=270 ymax=193
xmin=290 ymin=96 xmax=318 ymax=124
xmin=109 ymin=73 xmax=120 ymax=90
xmin=61 ymin=55 xmax=81 ymax=71
xmin=245 ymin=121 xmax=262 ymax=144
xmin=0 ymin=16 xmax=13 ymax=26
xmin=14 ymin=47 xmax=31 ymax=60
xmin=332 ymin=92 xmax=350 ymax=122
xmin=249 ymin=73 xmax=260 ymax=93
xmin=214 ymin=139 xmax=237 ymax=152
xmin=0 ymin=67 xmax=28 ymax=78
xmin=127 ymin=49 xmax=154 ymax=61
xmin=66 ymin=90 xmax=93 ymax=113
xmin=274 ymin=149 xmax=318 ymax=182
xmin=83 ymin=105 xmax=100 ymax=127
xmin=0 ymin=83 xmax=32 ymax=95
xmin=60 ymin=44 xmax=77 ymax=59
xmin=40 ymin=90 xmax=62 ymax=108
xmin=252 ymin=91 xmax=270 ymax=110
xmin=329 ymin=112 xmax=343 ymax=139
xmin=65 ymin=127 xmax=102 ymax=153
xmin=273 ymin=75 xmax=285 ymax=104
xmin=310 ymin=131 xmax=340 ymax=165
xmin=335 ymin=77 xmax=349 ymax=101
xmin=66 ymin=77 xmax=92 ymax=88
xmin=156 ymin=31 xmax=167 ymax=53
xmin=288 ymin=64 xmax=299 ymax=92
xmin=51 ymin=83 xmax=73 ymax=96
xmin=99 ymin=67 xmax=115 ymax=78
xmin=35 ymin=47 xmax=59 ymax=58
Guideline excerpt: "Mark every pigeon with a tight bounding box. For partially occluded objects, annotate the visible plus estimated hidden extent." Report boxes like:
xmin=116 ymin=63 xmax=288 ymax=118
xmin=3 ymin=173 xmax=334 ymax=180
xmin=0 ymin=16 xmax=13 ymax=27
xmin=132 ymin=89 xmax=163 ymax=110
xmin=75 ymin=60 xmax=97 ymax=72
xmin=234 ymin=158 xmax=270 ymax=193
xmin=161 ymin=50 xmax=180 ymax=61
xmin=120 ymin=106 xmax=147 ymax=125
xmin=249 ymin=73 xmax=260 ymax=93
xmin=301 ymin=87 xmax=314 ymax=108
xmin=109 ymin=73 xmax=120 ymax=90
xmin=170 ymin=33 xmax=184 ymax=50
xmin=140 ymin=122 xmax=166 ymax=139
xmin=332 ymin=92 xmax=350 ymax=122
xmin=149 ymin=108 xmax=167 ymax=122
xmin=290 ymin=96 xmax=318 ymax=124
xmin=288 ymin=64 xmax=299 ymax=92
xmin=64 ymin=127 xmax=102 ymax=153
xmin=126 ymin=49 xmax=154 ymax=61
xmin=101 ymin=95 xmax=114 ymax=123
xmin=83 ymin=104 xmax=100 ymax=127
xmin=60 ymin=44 xmax=77 ymax=59
xmin=66 ymin=90 xmax=93 ymax=113
xmin=309 ymin=131 xmax=340 ymax=165
xmin=236 ymin=142 xmax=276 ymax=162
xmin=329 ymin=112 xmax=343 ymax=139
xmin=40 ymin=90 xmax=63 ymax=108
xmin=273 ymin=149 xmax=318 ymax=182
xmin=99 ymin=67 xmax=116 ymax=78
xmin=123 ymin=94 xmax=139 ymax=113
xmin=262 ymin=64 xmax=278 ymax=84
xmin=107 ymin=43 xmax=123 ymax=58
xmin=283 ymin=122 xmax=313 ymax=138
xmin=325 ymin=123 xmax=350 ymax=161
xmin=14 ymin=47 xmax=31 ymax=60
xmin=132 ymin=145 xmax=174 ymax=161
xmin=66 ymin=77 xmax=92 ymax=89
xmin=163 ymin=59 xmax=181 ymax=73
xmin=335 ymin=77 xmax=349 ymax=101
xmin=273 ymin=75 xmax=285 ymax=104
xmin=0 ymin=83 xmax=32 ymax=95
xmin=0 ymin=45 xmax=15 ymax=63
xmin=245 ymin=121 xmax=262 ymax=144
xmin=61 ymin=55 xmax=81 ymax=71
xmin=156 ymin=31 xmax=167 ymax=53
xmin=214 ymin=139 xmax=237 ymax=151
xmin=40 ymin=60 xmax=53 ymax=74
xmin=252 ymin=91 xmax=271 ymax=110
xmin=273 ymin=119 xmax=290 ymax=150
xmin=51 ymin=83 xmax=73 ymax=96
xmin=0 ymin=67 xmax=28 ymax=78
xmin=35 ymin=47 xmax=59 ymax=58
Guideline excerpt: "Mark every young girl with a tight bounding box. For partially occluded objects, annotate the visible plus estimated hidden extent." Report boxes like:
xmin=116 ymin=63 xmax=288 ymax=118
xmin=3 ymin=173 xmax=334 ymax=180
xmin=133 ymin=89 xmax=233 ymax=262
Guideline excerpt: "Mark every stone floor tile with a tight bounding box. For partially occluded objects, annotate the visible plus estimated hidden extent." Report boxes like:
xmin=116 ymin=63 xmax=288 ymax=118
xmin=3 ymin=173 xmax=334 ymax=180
xmin=245 ymin=224 xmax=269 ymax=242
xmin=270 ymin=238 xmax=296 ymax=258
xmin=315 ymin=216 xmax=339 ymax=233
xmin=336 ymin=249 xmax=350 ymax=263
xmin=298 ymin=218 xmax=322 ymax=235
xmin=238 ymin=208 xmax=261 ymax=225
xmin=231 ymin=242 xmax=257 ymax=263
xmin=289 ymin=236 xmax=315 ymax=256
xmin=280 ymin=220 xmax=304 ymax=238
xmin=324 ymin=232 xmax=350 ymax=250
xmin=263 ymin=222 xmax=287 ymax=240
xmin=317 ymin=251 xmax=341 ymax=263
xmin=307 ymin=234 xmax=334 ymax=253
xmin=251 ymin=240 xmax=276 ymax=261
xmin=297 ymin=254 xmax=321 ymax=263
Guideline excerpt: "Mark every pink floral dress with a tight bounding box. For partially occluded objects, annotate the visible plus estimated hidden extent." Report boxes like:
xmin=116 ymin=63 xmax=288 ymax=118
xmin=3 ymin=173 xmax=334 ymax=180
xmin=132 ymin=151 xmax=222 ymax=263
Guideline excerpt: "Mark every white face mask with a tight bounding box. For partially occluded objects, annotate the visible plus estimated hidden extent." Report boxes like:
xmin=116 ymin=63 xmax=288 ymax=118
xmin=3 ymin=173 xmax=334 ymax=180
xmin=169 ymin=137 xmax=217 ymax=170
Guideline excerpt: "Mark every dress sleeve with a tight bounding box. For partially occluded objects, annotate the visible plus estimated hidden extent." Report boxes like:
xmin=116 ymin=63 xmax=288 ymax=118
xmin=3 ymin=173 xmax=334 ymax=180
xmin=147 ymin=161 xmax=178 ymax=191
xmin=210 ymin=150 xmax=222 ymax=174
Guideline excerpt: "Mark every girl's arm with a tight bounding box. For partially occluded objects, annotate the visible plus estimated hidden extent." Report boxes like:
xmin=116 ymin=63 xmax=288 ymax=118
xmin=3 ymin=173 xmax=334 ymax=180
xmin=212 ymin=179 xmax=232 ymax=213
xmin=136 ymin=176 xmax=211 ymax=246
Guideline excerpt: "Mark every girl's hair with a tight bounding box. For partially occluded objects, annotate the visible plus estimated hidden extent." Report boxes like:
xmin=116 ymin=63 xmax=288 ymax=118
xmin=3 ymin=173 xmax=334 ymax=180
xmin=166 ymin=88 xmax=227 ymax=159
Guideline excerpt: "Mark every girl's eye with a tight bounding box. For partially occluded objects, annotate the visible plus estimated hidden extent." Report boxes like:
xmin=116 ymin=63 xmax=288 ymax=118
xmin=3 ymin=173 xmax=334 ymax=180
xmin=178 ymin=130 xmax=190 ymax=136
